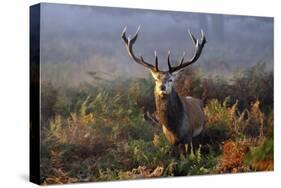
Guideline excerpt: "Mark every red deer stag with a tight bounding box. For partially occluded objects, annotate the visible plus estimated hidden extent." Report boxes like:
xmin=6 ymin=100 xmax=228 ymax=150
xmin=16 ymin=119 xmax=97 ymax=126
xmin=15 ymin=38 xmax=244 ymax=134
xmin=122 ymin=26 xmax=207 ymax=155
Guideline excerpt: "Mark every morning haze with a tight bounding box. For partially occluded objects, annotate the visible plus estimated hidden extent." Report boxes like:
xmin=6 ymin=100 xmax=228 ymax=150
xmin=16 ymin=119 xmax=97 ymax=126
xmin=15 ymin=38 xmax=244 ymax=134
xmin=40 ymin=3 xmax=273 ymax=87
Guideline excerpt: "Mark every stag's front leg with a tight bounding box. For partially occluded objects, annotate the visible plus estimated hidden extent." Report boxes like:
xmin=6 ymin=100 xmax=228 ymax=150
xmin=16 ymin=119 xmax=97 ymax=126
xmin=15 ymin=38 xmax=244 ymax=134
xmin=178 ymin=143 xmax=187 ymax=157
xmin=170 ymin=143 xmax=184 ymax=158
xmin=170 ymin=143 xmax=187 ymax=158
xmin=170 ymin=144 xmax=178 ymax=158
xmin=184 ymin=137 xmax=194 ymax=156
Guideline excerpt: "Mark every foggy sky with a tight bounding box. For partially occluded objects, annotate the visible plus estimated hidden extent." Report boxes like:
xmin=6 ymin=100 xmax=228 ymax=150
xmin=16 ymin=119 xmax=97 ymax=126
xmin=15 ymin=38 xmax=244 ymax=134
xmin=39 ymin=3 xmax=273 ymax=84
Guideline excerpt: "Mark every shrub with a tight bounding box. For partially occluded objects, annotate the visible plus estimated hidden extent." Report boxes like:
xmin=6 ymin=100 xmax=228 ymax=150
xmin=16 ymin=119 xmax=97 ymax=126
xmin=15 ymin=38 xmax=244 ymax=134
xmin=164 ymin=145 xmax=217 ymax=176
xmin=216 ymin=140 xmax=251 ymax=173
xmin=245 ymin=138 xmax=273 ymax=171
xmin=40 ymin=63 xmax=273 ymax=183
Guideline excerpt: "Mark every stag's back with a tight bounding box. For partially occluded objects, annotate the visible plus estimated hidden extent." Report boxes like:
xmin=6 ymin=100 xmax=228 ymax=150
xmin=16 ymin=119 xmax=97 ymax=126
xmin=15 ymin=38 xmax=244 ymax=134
xmin=182 ymin=96 xmax=205 ymax=137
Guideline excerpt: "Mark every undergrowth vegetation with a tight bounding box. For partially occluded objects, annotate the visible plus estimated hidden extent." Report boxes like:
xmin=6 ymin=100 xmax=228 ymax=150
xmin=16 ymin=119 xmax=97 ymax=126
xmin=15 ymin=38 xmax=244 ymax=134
xmin=40 ymin=63 xmax=273 ymax=184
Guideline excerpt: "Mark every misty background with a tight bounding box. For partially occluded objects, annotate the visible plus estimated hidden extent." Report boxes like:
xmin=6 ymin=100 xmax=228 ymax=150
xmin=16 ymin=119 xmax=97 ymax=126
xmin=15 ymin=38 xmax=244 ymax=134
xmin=40 ymin=3 xmax=273 ymax=87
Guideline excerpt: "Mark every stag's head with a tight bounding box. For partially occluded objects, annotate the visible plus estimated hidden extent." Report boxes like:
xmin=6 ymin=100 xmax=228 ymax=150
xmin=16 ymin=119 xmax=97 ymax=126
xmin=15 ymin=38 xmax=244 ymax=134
xmin=122 ymin=26 xmax=206 ymax=98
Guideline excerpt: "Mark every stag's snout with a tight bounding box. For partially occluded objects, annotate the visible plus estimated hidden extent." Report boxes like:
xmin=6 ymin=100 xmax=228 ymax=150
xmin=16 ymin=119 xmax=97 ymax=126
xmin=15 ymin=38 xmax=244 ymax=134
xmin=160 ymin=85 xmax=166 ymax=91
xmin=156 ymin=81 xmax=173 ymax=97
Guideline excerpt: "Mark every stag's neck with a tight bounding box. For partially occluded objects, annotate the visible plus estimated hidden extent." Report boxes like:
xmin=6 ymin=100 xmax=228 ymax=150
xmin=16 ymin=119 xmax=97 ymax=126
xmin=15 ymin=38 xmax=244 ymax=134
xmin=155 ymin=88 xmax=184 ymax=133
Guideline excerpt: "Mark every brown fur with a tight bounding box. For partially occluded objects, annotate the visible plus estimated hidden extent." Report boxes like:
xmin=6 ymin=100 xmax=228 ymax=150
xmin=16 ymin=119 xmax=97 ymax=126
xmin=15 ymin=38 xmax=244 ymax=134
xmin=155 ymin=88 xmax=205 ymax=147
xmin=182 ymin=96 xmax=205 ymax=137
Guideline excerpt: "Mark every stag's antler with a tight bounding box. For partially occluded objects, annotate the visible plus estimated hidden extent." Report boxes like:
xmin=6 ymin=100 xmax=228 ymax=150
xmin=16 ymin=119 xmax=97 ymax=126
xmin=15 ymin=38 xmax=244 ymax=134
xmin=168 ymin=30 xmax=206 ymax=73
xmin=122 ymin=26 xmax=160 ymax=72
xmin=122 ymin=26 xmax=206 ymax=73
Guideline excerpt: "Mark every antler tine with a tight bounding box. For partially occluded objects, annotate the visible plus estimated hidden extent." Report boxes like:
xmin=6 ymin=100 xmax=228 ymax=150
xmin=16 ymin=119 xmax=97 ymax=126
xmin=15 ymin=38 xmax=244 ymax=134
xmin=200 ymin=29 xmax=207 ymax=46
xmin=154 ymin=50 xmax=159 ymax=72
xmin=188 ymin=29 xmax=198 ymax=46
xmin=121 ymin=26 xmax=159 ymax=72
xmin=129 ymin=25 xmax=141 ymax=44
xmin=178 ymin=52 xmax=186 ymax=66
xmin=167 ymin=51 xmax=172 ymax=72
xmin=121 ymin=26 xmax=128 ymax=43
xmin=168 ymin=29 xmax=207 ymax=73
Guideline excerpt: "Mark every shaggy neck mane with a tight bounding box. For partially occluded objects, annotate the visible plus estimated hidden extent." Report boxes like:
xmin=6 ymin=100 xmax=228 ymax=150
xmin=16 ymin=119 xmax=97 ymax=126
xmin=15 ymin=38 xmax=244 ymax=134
xmin=155 ymin=87 xmax=184 ymax=133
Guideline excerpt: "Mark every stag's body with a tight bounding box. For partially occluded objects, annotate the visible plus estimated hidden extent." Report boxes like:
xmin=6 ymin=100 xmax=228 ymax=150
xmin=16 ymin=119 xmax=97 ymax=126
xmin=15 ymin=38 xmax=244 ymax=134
xmin=121 ymin=26 xmax=206 ymax=153
xmin=155 ymin=88 xmax=204 ymax=145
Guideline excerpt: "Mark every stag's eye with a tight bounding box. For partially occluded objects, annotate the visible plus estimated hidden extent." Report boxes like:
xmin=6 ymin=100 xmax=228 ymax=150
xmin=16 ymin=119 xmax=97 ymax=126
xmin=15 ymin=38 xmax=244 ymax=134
xmin=168 ymin=79 xmax=173 ymax=82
